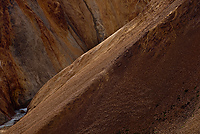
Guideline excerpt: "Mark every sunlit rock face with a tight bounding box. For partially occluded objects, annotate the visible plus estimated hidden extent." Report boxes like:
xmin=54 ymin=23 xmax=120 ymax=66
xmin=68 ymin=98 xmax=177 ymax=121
xmin=5 ymin=0 xmax=200 ymax=133
xmin=0 ymin=0 xmax=150 ymax=124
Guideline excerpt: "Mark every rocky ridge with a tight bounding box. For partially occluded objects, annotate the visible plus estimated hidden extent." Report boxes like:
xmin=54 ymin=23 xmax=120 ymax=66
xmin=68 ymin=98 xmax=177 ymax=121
xmin=6 ymin=0 xmax=200 ymax=133
xmin=0 ymin=0 xmax=149 ymax=124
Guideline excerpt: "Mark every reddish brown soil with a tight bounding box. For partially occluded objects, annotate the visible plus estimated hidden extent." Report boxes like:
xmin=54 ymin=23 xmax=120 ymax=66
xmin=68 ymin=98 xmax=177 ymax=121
xmin=0 ymin=0 xmax=147 ymax=124
xmin=5 ymin=0 xmax=200 ymax=133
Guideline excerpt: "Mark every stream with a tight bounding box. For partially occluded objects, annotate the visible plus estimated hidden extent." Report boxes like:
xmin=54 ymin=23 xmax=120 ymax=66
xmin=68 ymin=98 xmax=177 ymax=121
xmin=0 ymin=108 xmax=27 ymax=129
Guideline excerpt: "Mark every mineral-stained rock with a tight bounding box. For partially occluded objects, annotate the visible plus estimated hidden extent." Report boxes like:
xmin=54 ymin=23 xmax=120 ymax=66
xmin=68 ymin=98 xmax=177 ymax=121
xmin=0 ymin=0 xmax=149 ymax=124
xmin=6 ymin=0 xmax=200 ymax=133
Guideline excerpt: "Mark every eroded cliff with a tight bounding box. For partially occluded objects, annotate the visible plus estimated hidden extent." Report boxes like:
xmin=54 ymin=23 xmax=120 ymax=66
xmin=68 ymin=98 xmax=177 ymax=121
xmin=0 ymin=0 xmax=150 ymax=124
xmin=6 ymin=0 xmax=200 ymax=133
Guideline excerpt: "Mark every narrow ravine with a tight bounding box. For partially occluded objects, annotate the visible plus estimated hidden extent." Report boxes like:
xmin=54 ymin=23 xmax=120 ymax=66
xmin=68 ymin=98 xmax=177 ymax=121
xmin=0 ymin=108 xmax=27 ymax=130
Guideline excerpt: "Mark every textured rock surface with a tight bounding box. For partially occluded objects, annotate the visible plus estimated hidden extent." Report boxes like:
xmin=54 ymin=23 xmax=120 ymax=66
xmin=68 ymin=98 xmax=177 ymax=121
xmin=0 ymin=0 xmax=149 ymax=124
xmin=6 ymin=0 xmax=200 ymax=133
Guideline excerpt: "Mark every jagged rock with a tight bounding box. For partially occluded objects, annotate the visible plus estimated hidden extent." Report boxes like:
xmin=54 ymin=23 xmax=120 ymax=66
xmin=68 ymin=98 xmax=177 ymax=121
xmin=5 ymin=0 xmax=200 ymax=133
xmin=0 ymin=0 xmax=149 ymax=124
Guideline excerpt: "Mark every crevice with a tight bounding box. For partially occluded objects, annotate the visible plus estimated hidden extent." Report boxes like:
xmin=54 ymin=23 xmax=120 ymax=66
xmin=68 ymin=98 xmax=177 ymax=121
xmin=40 ymin=26 xmax=63 ymax=69
xmin=65 ymin=17 xmax=87 ymax=51
xmin=58 ymin=0 xmax=88 ymax=52
xmin=82 ymin=0 xmax=101 ymax=44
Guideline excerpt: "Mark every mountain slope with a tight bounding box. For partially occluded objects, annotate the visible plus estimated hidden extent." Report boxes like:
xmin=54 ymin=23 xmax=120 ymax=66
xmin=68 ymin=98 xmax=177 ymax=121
xmin=0 ymin=0 xmax=149 ymax=124
xmin=6 ymin=0 xmax=200 ymax=133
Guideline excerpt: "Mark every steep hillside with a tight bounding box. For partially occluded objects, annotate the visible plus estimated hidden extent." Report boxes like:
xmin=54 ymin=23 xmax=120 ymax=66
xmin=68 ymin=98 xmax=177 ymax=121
xmin=6 ymin=0 xmax=200 ymax=133
xmin=0 ymin=0 xmax=149 ymax=124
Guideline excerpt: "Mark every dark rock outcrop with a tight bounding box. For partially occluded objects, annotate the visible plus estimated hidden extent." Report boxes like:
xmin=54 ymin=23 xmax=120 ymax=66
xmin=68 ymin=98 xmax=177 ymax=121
xmin=0 ymin=0 xmax=149 ymax=124
xmin=6 ymin=0 xmax=200 ymax=133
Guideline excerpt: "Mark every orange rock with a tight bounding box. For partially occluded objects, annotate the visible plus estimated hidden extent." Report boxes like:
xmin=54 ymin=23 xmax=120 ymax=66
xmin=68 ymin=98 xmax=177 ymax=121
xmin=0 ymin=0 xmax=149 ymax=124
xmin=6 ymin=0 xmax=200 ymax=133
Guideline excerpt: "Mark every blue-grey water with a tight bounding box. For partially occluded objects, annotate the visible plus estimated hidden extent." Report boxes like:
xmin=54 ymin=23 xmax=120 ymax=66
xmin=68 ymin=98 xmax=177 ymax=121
xmin=0 ymin=108 xmax=27 ymax=129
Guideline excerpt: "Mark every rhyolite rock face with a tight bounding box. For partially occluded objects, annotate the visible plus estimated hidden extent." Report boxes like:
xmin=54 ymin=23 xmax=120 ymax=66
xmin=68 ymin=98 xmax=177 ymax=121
xmin=0 ymin=0 xmax=150 ymax=124
xmin=5 ymin=0 xmax=200 ymax=133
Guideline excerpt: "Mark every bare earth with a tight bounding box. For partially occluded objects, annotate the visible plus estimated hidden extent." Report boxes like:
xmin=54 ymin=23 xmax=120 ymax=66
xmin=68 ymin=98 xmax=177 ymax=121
xmin=1 ymin=0 xmax=200 ymax=133
xmin=0 ymin=0 xmax=149 ymax=124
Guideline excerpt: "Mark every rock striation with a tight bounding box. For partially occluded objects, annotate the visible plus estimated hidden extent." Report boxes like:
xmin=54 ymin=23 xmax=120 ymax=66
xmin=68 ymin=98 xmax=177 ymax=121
xmin=6 ymin=0 xmax=200 ymax=133
xmin=0 ymin=0 xmax=149 ymax=124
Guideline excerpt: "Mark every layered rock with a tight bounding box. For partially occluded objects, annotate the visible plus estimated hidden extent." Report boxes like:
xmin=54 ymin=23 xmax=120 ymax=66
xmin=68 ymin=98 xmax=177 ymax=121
xmin=0 ymin=0 xmax=149 ymax=124
xmin=6 ymin=0 xmax=200 ymax=133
